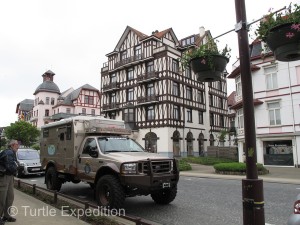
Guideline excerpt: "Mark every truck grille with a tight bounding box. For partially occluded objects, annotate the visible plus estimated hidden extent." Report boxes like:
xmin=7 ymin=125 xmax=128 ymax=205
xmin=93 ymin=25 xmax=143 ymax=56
xmin=139 ymin=160 xmax=172 ymax=174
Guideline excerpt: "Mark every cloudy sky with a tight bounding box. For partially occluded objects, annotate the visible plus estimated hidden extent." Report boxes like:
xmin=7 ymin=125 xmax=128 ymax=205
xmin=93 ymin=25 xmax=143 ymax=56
xmin=0 ymin=0 xmax=299 ymax=127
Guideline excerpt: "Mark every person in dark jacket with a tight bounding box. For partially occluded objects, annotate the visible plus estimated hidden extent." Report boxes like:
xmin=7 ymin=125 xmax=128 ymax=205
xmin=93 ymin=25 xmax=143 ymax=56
xmin=0 ymin=140 xmax=19 ymax=224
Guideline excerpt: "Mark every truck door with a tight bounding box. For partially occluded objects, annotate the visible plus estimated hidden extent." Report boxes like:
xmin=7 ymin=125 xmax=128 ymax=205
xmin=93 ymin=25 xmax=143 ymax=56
xmin=57 ymin=127 xmax=67 ymax=165
xmin=77 ymin=137 xmax=99 ymax=182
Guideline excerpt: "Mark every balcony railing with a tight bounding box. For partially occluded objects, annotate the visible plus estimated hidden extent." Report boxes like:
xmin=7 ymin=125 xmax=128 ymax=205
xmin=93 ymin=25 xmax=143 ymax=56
xmin=115 ymin=54 xmax=145 ymax=68
xmin=102 ymin=82 xmax=120 ymax=92
xmin=102 ymin=103 xmax=120 ymax=111
xmin=137 ymin=95 xmax=159 ymax=105
xmin=137 ymin=71 xmax=159 ymax=83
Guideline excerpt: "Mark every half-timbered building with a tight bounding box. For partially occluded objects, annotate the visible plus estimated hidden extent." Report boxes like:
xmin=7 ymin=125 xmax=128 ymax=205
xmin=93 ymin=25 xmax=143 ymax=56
xmin=100 ymin=26 xmax=229 ymax=157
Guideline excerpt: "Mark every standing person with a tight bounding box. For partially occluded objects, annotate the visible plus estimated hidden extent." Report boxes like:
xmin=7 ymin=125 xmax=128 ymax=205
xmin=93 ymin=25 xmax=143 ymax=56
xmin=0 ymin=140 xmax=19 ymax=224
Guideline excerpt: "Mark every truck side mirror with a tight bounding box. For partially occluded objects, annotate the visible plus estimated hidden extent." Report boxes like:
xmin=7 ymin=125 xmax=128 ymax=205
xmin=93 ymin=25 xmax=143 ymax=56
xmin=89 ymin=148 xmax=98 ymax=158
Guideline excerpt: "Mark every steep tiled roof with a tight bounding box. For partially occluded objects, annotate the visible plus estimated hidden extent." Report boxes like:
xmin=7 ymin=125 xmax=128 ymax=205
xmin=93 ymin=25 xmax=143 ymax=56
xmin=227 ymin=91 xmax=236 ymax=107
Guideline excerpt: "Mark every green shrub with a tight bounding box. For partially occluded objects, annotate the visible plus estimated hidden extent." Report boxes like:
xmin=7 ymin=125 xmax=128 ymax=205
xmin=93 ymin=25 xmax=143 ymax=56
xmin=214 ymin=162 xmax=268 ymax=174
xmin=179 ymin=160 xmax=192 ymax=171
xmin=181 ymin=156 xmax=236 ymax=165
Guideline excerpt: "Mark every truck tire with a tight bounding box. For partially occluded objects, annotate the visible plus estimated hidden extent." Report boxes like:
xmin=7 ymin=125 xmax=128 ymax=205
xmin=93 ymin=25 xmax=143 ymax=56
xmin=45 ymin=167 xmax=62 ymax=191
xmin=151 ymin=186 xmax=177 ymax=204
xmin=96 ymin=175 xmax=125 ymax=209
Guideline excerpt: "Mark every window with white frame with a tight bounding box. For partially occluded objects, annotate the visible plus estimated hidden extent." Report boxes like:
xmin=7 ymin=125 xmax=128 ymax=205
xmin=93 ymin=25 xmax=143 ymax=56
xmin=236 ymin=76 xmax=242 ymax=98
xmin=173 ymin=105 xmax=180 ymax=120
xmin=186 ymin=86 xmax=192 ymax=100
xmin=135 ymin=45 xmax=142 ymax=60
xmin=172 ymin=59 xmax=179 ymax=73
xmin=147 ymin=105 xmax=155 ymax=120
xmin=173 ymin=82 xmax=179 ymax=96
xmin=127 ymin=88 xmax=134 ymax=102
xmin=147 ymin=83 xmax=155 ymax=96
xmin=237 ymin=109 xmax=244 ymax=129
xmin=82 ymin=108 xmax=86 ymax=115
xmin=265 ymin=65 xmax=278 ymax=90
xmin=267 ymin=101 xmax=281 ymax=125
xmin=127 ymin=68 xmax=134 ymax=80
xmin=187 ymin=108 xmax=192 ymax=122
xmin=91 ymin=109 xmax=95 ymax=115
xmin=198 ymin=111 xmax=203 ymax=124
xmin=110 ymin=73 xmax=117 ymax=83
xmin=46 ymin=97 xmax=50 ymax=105
xmin=66 ymin=108 xmax=71 ymax=114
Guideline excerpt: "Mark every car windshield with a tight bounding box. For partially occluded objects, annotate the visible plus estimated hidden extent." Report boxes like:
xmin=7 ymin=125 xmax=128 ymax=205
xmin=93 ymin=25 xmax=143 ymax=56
xmin=17 ymin=150 xmax=40 ymax=160
xmin=98 ymin=137 xmax=144 ymax=153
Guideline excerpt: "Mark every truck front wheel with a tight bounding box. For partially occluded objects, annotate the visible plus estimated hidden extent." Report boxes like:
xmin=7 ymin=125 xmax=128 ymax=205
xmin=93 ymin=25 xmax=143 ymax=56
xmin=96 ymin=175 xmax=125 ymax=209
xmin=45 ymin=167 xmax=62 ymax=191
xmin=151 ymin=186 xmax=177 ymax=204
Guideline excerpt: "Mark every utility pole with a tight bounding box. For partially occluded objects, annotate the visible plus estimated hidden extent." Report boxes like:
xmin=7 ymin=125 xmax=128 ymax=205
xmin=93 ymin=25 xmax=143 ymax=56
xmin=234 ymin=0 xmax=265 ymax=224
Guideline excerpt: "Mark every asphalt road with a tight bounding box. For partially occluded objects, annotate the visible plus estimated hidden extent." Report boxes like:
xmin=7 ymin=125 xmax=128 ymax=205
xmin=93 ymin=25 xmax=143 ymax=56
xmin=21 ymin=175 xmax=299 ymax=225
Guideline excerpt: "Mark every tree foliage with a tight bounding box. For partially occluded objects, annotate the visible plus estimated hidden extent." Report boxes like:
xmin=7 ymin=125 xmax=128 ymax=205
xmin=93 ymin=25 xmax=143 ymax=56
xmin=4 ymin=121 xmax=40 ymax=147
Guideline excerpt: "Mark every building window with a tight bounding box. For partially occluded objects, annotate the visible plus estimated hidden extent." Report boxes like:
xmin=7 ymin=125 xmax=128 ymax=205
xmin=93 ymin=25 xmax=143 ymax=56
xmin=91 ymin=109 xmax=95 ymax=115
xmin=110 ymin=92 xmax=116 ymax=104
xmin=186 ymin=67 xmax=191 ymax=78
xmin=173 ymin=82 xmax=179 ymax=96
xmin=121 ymin=50 xmax=127 ymax=61
xmin=198 ymin=111 xmax=203 ymax=124
xmin=110 ymin=73 xmax=117 ymax=83
xmin=66 ymin=108 xmax=71 ymax=114
xmin=135 ymin=45 xmax=142 ymax=60
xmin=147 ymin=105 xmax=155 ymax=120
xmin=82 ymin=108 xmax=86 ymax=115
xmin=210 ymin=113 xmax=214 ymax=126
xmin=187 ymin=108 xmax=192 ymax=122
xmin=219 ymin=115 xmax=224 ymax=127
xmin=219 ymin=97 xmax=223 ymax=108
xmin=127 ymin=88 xmax=134 ymax=102
xmin=237 ymin=109 xmax=244 ymax=129
xmin=46 ymin=97 xmax=50 ymax=105
xmin=186 ymin=86 xmax=192 ymax=100
xmin=147 ymin=83 xmax=155 ymax=96
xmin=127 ymin=68 xmax=134 ymax=80
xmin=236 ymin=76 xmax=242 ymax=98
xmin=268 ymin=102 xmax=281 ymax=125
xmin=84 ymin=95 xmax=94 ymax=105
xmin=181 ymin=36 xmax=195 ymax=47
xmin=172 ymin=59 xmax=179 ymax=73
xmin=209 ymin=94 xmax=213 ymax=106
xmin=173 ymin=105 xmax=180 ymax=120
xmin=45 ymin=109 xmax=49 ymax=116
xmin=146 ymin=61 xmax=154 ymax=73
xmin=51 ymin=98 xmax=55 ymax=105
xmin=198 ymin=91 xmax=204 ymax=103
xmin=265 ymin=66 xmax=278 ymax=90
xmin=124 ymin=108 xmax=134 ymax=122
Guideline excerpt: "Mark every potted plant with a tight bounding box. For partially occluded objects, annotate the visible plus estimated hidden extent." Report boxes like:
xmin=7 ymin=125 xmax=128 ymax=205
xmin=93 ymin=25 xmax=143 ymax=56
xmin=255 ymin=3 xmax=300 ymax=61
xmin=217 ymin=130 xmax=228 ymax=147
xmin=180 ymin=39 xmax=231 ymax=82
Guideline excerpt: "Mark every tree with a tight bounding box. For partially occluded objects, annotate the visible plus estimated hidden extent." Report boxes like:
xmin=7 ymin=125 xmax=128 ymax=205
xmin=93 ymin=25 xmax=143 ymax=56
xmin=4 ymin=121 xmax=40 ymax=147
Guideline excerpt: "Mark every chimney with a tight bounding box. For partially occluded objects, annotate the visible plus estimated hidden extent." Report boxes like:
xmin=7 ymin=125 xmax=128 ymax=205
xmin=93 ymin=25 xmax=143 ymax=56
xmin=199 ymin=26 xmax=205 ymax=38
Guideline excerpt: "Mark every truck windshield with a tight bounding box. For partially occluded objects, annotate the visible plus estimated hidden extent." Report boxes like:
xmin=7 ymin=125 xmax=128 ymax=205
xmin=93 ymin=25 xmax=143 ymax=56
xmin=98 ymin=137 xmax=144 ymax=153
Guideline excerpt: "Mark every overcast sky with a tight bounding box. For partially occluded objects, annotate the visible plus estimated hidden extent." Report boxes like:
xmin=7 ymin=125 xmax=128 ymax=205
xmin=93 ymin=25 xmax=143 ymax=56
xmin=0 ymin=0 xmax=299 ymax=127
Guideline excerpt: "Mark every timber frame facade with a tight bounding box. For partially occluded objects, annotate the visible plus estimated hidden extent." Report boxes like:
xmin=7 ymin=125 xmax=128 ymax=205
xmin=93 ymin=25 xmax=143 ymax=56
xmin=100 ymin=26 xmax=229 ymax=157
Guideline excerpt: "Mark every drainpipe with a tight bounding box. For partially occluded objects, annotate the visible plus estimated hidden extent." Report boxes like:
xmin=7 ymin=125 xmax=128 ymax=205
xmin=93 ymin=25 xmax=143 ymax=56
xmin=287 ymin=61 xmax=299 ymax=167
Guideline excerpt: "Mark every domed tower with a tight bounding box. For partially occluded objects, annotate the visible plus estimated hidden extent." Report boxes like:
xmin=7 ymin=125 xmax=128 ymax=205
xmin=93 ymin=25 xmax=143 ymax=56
xmin=31 ymin=70 xmax=61 ymax=127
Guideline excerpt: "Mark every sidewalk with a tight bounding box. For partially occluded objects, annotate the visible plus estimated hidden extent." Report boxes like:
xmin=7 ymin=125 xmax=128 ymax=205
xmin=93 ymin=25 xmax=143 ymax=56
xmin=11 ymin=189 xmax=89 ymax=225
xmin=180 ymin=164 xmax=300 ymax=184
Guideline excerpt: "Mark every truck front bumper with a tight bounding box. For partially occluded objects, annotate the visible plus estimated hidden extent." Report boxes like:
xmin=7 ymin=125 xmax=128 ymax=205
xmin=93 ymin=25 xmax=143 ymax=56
xmin=119 ymin=172 xmax=179 ymax=193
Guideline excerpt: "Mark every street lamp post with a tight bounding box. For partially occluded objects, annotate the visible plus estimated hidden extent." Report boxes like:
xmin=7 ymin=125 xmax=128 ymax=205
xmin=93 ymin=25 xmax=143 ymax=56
xmin=234 ymin=0 xmax=265 ymax=224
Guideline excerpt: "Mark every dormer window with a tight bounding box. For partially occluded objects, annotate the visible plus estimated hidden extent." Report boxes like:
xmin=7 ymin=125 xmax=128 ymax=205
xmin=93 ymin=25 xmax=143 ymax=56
xmin=181 ymin=36 xmax=195 ymax=47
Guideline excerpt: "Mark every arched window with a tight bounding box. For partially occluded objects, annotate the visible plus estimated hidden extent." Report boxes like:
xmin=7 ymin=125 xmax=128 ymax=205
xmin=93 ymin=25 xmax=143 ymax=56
xmin=209 ymin=134 xmax=215 ymax=146
xmin=172 ymin=130 xmax=181 ymax=157
xmin=144 ymin=132 xmax=158 ymax=153
xmin=186 ymin=131 xmax=194 ymax=156
xmin=198 ymin=132 xmax=205 ymax=156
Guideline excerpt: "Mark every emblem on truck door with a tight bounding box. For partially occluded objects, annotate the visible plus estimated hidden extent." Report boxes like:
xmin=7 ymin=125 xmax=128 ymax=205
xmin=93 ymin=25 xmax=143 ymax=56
xmin=84 ymin=164 xmax=91 ymax=174
xmin=48 ymin=145 xmax=56 ymax=155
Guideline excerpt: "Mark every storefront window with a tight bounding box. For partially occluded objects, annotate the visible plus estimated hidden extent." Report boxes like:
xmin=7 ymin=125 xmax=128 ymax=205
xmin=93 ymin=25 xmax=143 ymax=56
xmin=263 ymin=140 xmax=293 ymax=166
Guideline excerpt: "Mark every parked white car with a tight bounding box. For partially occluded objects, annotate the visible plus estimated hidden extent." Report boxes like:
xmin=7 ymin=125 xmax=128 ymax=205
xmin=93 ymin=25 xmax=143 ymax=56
xmin=287 ymin=194 xmax=300 ymax=225
xmin=16 ymin=148 xmax=44 ymax=177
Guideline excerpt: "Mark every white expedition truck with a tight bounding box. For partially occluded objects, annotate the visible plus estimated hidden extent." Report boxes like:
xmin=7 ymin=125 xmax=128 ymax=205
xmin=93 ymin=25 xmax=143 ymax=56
xmin=40 ymin=116 xmax=179 ymax=209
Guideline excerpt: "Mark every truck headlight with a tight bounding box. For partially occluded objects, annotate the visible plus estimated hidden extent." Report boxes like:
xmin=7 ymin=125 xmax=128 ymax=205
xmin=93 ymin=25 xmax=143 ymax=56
xmin=121 ymin=163 xmax=137 ymax=174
